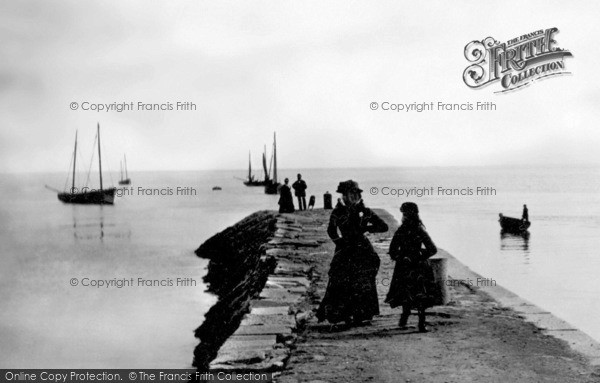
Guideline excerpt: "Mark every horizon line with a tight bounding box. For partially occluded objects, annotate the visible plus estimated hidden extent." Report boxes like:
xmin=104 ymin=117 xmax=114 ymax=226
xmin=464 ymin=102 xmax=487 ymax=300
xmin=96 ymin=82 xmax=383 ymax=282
xmin=2 ymin=162 xmax=600 ymax=175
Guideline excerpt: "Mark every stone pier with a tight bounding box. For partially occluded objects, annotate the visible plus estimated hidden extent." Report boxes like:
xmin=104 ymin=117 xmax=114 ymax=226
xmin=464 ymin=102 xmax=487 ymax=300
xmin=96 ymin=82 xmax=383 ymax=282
xmin=197 ymin=209 xmax=600 ymax=382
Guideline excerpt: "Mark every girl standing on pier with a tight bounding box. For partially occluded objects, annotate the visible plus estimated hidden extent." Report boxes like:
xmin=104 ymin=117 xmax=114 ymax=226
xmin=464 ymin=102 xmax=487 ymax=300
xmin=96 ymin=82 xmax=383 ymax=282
xmin=385 ymin=202 xmax=437 ymax=332
xmin=316 ymin=180 xmax=388 ymax=326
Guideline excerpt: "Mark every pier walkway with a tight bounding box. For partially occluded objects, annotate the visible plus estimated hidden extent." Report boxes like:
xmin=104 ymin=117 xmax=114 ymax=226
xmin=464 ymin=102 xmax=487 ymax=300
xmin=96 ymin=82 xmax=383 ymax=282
xmin=208 ymin=209 xmax=600 ymax=382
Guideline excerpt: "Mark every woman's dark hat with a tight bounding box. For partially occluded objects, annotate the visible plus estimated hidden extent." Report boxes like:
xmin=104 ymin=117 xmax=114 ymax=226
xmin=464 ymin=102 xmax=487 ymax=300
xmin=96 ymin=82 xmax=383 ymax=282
xmin=336 ymin=180 xmax=363 ymax=194
xmin=400 ymin=202 xmax=419 ymax=214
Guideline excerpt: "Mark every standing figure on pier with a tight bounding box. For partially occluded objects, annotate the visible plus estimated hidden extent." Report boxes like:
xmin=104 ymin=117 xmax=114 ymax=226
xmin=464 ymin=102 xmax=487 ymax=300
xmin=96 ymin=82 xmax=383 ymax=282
xmin=316 ymin=180 xmax=388 ymax=326
xmin=292 ymin=173 xmax=307 ymax=211
xmin=385 ymin=202 xmax=437 ymax=332
xmin=278 ymin=178 xmax=295 ymax=213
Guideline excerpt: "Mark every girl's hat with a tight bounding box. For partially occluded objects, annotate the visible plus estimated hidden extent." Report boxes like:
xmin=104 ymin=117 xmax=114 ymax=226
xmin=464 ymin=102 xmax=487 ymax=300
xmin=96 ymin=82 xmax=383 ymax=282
xmin=400 ymin=202 xmax=419 ymax=214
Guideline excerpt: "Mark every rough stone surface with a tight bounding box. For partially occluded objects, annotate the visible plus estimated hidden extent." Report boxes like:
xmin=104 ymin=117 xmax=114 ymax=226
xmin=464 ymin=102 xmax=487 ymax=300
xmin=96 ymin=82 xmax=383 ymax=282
xmin=204 ymin=210 xmax=330 ymax=373
xmin=276 ymin=210 xmax=600 ymax=382
xmin=192 ymin=211 xmax=278 ymax=371
xmin=197 ymin=209 xmax=600 ymax=382
xmin=250 ymin=306 xmax=291 ymax=316
xmin=241 ymin=314 xmax=297 ymax=328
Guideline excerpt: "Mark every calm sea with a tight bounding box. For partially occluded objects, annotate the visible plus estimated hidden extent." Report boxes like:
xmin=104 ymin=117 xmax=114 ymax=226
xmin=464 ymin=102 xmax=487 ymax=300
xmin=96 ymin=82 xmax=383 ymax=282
xmin=1 ymin=165 xmax=599 ymax=367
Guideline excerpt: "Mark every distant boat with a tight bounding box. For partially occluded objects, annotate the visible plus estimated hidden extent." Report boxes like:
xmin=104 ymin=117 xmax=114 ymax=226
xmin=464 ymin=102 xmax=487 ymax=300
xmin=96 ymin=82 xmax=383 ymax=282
xmin=212 ymin=186 xmax=222 ymax=191
xmin=118 ymin=154 xmax=131 ymax=185
xmin=498 ymin=213 xmax=530 ymax=232
xmin=264 ymin=132 xmax=280 ymax=194
xmin=57 ymin=123 xmax=116 ymax=205
xmin=243 ymin=149 xmax=270 ymax=187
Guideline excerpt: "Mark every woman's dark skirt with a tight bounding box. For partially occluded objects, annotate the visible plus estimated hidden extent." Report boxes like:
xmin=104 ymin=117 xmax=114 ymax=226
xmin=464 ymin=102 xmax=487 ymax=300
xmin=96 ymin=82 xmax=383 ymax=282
xmin=316 ymin=244 xmax=380 ymax=323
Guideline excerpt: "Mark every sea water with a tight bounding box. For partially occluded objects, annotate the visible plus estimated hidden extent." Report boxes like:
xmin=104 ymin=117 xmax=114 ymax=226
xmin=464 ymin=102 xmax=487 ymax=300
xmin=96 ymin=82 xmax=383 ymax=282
xmin=1 ymin=165 xmax=599 ymax=367
xmin=292 ymin=165 xmax=600 ymax=342
xmin=0 ymin=170 xmax=274 ymax=368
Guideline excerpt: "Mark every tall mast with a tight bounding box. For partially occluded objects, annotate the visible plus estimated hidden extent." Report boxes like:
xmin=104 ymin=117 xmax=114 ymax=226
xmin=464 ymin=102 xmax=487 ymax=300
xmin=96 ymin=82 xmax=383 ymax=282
xmin=97 ymin=123 xmax=103 ymax=191
xmin=72 ymin=130 xmax=78 ymax=191
xmin=248 ymin=151 xmax=251 ymax=180
xmin=124 ymin=154 xmax=128 ymax=178
xmin=273 ymin=132 xmax=277 ymax=183
xmin=262 ymin=145 xmax=268 ymax=181
xmin=120 ymin=161 xmax=123 ymax=180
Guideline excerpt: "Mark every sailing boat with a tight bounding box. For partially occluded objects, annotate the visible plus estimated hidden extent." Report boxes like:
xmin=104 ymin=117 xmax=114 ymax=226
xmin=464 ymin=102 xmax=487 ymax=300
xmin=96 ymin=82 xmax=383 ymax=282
xmin=264 ymin=132 xmax=280 ymax=194
xmin=119 ymin=154 xmax=131 ymax=185
xmin=57 ymin=123 xmax=117 ymax=205
xmin=243 ymin=148 xmax=270 ymax=186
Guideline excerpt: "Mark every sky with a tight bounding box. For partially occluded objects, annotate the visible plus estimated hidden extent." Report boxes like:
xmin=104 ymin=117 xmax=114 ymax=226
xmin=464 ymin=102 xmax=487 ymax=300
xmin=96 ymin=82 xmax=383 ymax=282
xmin=1 ymin=0 xmax=599 ymax=173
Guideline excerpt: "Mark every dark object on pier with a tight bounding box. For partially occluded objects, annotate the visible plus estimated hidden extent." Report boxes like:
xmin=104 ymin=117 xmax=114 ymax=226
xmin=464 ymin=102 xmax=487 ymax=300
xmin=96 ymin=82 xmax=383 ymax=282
xmin=308 ymin=195 xmax=315 ymax=210
xmin=323 ymin=191 xmax=332 ymax=209
xmin=212 ymin=186 xmax=222 ymax=191
xmin=499 ymin=213 xmax=530 ymax=233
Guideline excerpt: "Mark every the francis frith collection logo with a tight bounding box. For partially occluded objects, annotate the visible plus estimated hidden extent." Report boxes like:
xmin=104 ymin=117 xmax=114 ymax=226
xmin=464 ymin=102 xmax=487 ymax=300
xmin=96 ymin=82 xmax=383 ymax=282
xmin=463 ymin=27 xmax=572 ymax=93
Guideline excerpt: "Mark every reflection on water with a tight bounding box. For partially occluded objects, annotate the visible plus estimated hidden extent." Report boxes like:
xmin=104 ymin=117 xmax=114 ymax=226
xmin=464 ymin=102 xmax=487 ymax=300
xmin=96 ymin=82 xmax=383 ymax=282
xmin=3 ymin=166 xmax=600 ymax=365
xmin=70 ymin=207 xmax=132 ymax=241
xmin=1 ymin=193 xmax=214 ymax=367
xmin=500 ymin=230 xmax=531 ymax=260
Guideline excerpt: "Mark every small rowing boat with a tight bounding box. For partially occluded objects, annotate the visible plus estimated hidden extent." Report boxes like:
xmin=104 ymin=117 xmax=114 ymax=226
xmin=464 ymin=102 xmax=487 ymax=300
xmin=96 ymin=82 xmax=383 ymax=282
xmin=498 ymin=213 xmax=530 ymax=232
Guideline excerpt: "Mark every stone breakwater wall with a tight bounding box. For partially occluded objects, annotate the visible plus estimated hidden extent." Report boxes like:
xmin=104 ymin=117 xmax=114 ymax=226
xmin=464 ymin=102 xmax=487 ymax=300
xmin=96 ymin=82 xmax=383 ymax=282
xmin=193 ymin=209 xmax=600 ymax=382
xmin=193 ymin=210 xmax=333 ymax=373
xmin=193 ymin=211 xmax=279 ymax=371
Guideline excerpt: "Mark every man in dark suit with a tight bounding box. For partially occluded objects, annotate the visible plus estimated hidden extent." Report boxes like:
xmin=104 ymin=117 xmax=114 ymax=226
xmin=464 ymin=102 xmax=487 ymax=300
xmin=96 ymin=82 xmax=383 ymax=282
xmin=292 ymin=173 xmax=307 ymax=211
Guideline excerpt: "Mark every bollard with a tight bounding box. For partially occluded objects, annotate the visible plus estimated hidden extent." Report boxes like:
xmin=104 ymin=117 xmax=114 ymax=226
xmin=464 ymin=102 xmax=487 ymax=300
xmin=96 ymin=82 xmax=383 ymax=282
xmin=429 ymin=257 xmax=449 ymax=305
xmin=323 ymin=192 xmax=332 ymax=209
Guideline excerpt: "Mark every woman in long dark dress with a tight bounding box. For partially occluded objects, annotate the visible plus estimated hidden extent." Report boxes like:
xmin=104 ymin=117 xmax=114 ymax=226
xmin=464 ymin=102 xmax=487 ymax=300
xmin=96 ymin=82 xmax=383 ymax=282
xmin=385 ymin=202 xmax=437 ymax=332
xmin=316 ymin=180 xmax=388 ymax=325
xmin=278 ymin=178 xmax=295 ymax=213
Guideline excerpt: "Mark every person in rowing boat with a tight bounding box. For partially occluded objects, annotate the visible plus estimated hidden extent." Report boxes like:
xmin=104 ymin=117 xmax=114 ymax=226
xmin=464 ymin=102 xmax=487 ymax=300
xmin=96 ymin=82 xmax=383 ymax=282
xmin=522 ymin=204 xmax=529 ymax=222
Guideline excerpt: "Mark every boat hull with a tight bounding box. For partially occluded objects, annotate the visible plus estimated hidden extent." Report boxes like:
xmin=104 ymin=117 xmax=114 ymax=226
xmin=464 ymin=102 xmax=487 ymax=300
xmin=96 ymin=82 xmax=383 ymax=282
xmin=118 ymin=179 xmax=131 ymax=185
xmin=499 ymin=215 xmax=530 ymax=232
xmin=264 ymin=181 xmax=280 ymax=195
xmin=244 ymin=180 xmax=268 ymax=187
xmin=58 ymin=188 xmax=116 ymax=205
